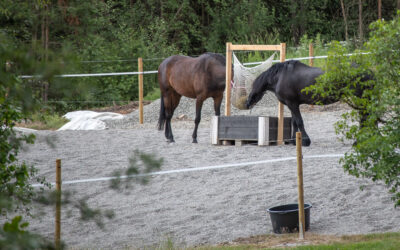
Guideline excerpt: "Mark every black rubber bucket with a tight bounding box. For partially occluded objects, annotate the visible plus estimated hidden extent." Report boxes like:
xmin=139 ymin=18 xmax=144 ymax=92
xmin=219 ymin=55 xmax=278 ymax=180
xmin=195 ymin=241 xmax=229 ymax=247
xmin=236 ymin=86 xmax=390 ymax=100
xmin=267 ymin=203 xmax=312 ymax=234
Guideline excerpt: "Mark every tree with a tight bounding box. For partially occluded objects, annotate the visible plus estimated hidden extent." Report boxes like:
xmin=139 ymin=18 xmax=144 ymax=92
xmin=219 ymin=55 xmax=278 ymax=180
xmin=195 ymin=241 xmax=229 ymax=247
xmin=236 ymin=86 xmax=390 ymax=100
xmin=309 ymin=13 xmax=400 ymax=206
xmin=0 ymin=33 xmax=163 ymax=248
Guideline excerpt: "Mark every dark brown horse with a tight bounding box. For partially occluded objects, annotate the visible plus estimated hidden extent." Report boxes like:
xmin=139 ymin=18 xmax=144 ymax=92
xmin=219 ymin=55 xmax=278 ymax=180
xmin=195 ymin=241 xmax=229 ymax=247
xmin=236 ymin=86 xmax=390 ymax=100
xmin=158 ymin=53 xmax=227 ymax=143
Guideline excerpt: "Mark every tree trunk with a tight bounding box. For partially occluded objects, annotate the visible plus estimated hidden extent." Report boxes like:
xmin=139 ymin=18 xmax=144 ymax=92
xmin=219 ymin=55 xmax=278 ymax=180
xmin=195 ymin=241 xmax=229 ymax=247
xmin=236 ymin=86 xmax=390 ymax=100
xmin=397 ymin=0 xmax=400 ymax=10
xmin=358 ymin=0 xmax=363 ymax=45
xmin=340 ymin=0 xmax=349 ymax=42
xmin=160 ymin=0 xmax=163 ymax=18
xmin=378 ymin=0 xmax=381 ymax=20
xmin=43 ymin=4 xmax=49 ymax=103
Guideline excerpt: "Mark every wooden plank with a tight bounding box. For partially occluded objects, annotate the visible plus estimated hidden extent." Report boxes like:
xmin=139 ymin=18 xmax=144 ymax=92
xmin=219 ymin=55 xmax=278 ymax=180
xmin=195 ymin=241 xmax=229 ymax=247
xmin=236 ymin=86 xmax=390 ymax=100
xmin=218 ymin=116 xmax=258 ymax=128
xmin=235 ymin=140 xmax=243 ymax=146
xmin=296 ymin=132 xmax=306 ymax=239
xmin=229 ymin=44 xmax=282 ymax=51
xmin=138 ymin=57 xmax=144 ymax=124
xmin=213 ymin=116 xmax=291 ymax=145
xmin=266 ymin=117 xmax=292 ymax=143
xmin=309 ymin=43 xmax=314 ymax=67
xmin=218 ymin=127 xmax=258 ymax=140
xmin=225 ymin=42 xmax=232 ymax=116
xmin=55 ymin=159 xmax=61 ymax=250
xmin=277 ymin=42 xmax=286 ymax=145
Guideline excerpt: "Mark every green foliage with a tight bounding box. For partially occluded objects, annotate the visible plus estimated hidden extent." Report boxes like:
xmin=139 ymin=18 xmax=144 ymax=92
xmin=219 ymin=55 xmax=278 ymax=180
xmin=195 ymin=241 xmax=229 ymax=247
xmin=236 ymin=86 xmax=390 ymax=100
xmin=1 ymin=29 xmax=164 ymax=248
xmin=0 ymin=216 xmax=53 ymax=249
xmin=0 ymin=34 xmax=51 ymax=216
xmin=0 ymin=33 xmax=54 ymax=249
xmin=144 ymin=87 xmax=161 ymax=101
xmin=17 ymin=112 xmax=69 ymax=130
xmin=307 ymin=14 xmax=400 ymax=206
xmin=2 ymin=0 xmax=399 ymax=111
xmin=110 ymin=150 xmax=163 ymax=190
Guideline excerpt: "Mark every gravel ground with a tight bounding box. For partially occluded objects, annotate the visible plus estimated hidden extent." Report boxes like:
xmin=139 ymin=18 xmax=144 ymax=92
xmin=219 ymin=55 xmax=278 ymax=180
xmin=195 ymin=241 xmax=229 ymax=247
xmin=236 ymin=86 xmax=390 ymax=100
xmin=15 ymin=96 xmax=400 ymax=249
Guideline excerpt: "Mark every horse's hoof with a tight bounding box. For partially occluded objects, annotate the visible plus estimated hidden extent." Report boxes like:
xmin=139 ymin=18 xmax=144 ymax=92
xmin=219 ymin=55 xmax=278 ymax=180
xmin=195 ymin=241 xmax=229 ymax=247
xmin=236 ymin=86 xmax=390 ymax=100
xmin=302 ymin=138 xmax=311 ymax=147
xmin=192 ymin=139 xmax=198 ymax=143
xmin=167 ymin=138 xmax=175 ymax=143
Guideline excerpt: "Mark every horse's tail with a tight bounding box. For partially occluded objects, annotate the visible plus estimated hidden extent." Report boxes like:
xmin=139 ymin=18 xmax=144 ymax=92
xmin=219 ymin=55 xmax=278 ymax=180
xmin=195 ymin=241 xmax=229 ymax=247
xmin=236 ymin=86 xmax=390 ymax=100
xmin=157 ymin=97 xmax=165 ymax=130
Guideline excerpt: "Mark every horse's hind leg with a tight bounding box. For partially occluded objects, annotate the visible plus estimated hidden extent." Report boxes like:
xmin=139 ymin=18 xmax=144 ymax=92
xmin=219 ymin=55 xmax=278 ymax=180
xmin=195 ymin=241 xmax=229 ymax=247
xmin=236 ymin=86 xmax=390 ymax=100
xmin=213 ymin=94 xmax=223 ymax=116
xmin=192 ymin=98 xmax=205 ymax=143
xmin=289 ymin=118 xmax=298 ymax=145
xmin=163 ymin=91 xmax=181 ymax=143
xmin=288 ymin=103 xmax=311 ymax=146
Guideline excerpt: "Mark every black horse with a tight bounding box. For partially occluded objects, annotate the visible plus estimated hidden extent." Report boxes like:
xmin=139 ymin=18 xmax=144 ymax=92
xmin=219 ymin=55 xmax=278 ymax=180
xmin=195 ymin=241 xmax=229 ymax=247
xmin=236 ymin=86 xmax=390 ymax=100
xmin=158 ymin=53 xmax=227 ymax=143
xmin=246 ymin=60 xmax=373 ymax=146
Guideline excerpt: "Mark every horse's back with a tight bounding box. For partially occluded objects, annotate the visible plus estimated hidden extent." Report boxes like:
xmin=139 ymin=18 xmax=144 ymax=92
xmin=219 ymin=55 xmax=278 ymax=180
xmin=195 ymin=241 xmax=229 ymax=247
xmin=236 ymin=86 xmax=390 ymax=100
xmin=158 ymin=53 xmax=226 ymax=99
xmin=285 ymin=62 xmax=323 ymax=86
xmin=276 ymin=61 xmax=326 ymax=104
xmin=158 ymin=55 xmax=195 ymax=97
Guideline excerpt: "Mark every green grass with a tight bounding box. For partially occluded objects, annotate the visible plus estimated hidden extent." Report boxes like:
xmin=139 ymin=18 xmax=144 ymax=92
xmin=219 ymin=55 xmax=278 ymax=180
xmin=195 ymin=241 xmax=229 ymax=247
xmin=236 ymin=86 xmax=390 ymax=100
xmin=17 ymin=112 xmax=69 ymax=130
xmin=144 ymin=87 xmax=161 ymax=101
xmin=191 ymin=232 xmax=400 ymax=250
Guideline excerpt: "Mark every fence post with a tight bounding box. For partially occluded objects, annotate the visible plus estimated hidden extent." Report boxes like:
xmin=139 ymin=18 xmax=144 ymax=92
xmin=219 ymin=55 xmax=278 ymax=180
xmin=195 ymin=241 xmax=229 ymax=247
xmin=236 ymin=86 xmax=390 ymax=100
xmin=55 ymin=159 xmax=61 ymax=249
xmin=309 ymin=44 xmax=315 ymax=109
xmin=277 ymin=43 xmax=286 ymax=145
xmin=296 ymin=132 xmax=305 ymax=240
xmin=225 ymin=42 xmax=233 ymax=116
xmin=309 ymin=43 xmax=314 ymax=67
xmin=138 ymin=57 xmax=144 ymax=124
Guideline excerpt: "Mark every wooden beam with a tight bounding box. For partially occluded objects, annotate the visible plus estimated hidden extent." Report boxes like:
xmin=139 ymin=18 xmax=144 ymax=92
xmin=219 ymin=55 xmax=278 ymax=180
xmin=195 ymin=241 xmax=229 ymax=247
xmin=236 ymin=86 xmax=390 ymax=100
xmin=296 ymin=132 xmax=305 ymax=240
xmin=55 ymin=159 xmax=61 ymax=250
xmin=225 ymin=42 xmax=233 ymax=116
xmin=229 ymin=44 xmax=282 ymax=51
xmin=277 ymin=43 xmax=286 ymax=145
xmin=225 ymin=42 xmax=283 ymax=117
xmin=138 ymin=57 xmax=144 ymax=124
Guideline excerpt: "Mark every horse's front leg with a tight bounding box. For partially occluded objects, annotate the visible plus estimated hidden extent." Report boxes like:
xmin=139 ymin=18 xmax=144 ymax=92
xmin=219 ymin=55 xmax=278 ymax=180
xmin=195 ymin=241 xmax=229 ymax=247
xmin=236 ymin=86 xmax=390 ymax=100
xmin=288 ymin=103 xmax=311 ymax=146
xmin=192 ymin=98 xmax=204 ymax=143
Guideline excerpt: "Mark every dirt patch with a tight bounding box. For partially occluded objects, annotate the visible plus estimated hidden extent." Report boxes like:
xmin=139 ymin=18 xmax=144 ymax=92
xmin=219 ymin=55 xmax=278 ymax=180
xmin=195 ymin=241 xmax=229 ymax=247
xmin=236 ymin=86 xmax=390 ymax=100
xmin=16 ymin=99 xmax=400 ymax=249
xmin=221 ymin=233 xmax=345 ymax=248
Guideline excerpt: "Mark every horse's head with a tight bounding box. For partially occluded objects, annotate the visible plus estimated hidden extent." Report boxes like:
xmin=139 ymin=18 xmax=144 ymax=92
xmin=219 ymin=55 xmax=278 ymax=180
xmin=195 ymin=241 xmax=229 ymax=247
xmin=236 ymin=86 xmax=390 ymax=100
xmin=246 ymin=71 xmax=269 ymax=109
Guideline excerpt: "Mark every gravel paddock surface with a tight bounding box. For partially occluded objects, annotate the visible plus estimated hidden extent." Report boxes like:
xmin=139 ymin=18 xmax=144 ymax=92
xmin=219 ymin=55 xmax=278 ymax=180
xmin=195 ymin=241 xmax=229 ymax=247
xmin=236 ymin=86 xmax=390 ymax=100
xmin=17 ymin=97 xmax=400 ymax=249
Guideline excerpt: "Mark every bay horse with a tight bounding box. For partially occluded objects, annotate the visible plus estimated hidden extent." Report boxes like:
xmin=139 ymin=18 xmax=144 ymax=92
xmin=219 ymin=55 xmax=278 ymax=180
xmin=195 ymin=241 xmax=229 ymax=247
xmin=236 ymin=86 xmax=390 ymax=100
xmin=245 ymin=60 xmax=373 ymax=146
xmin=158 ymin=53 xmax=228 ymax=143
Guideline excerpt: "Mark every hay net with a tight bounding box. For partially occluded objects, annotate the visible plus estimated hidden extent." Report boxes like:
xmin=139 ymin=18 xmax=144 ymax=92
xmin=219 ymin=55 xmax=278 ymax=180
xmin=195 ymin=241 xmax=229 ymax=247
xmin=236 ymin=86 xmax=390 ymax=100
xmin=231 ymin=52 xmax=275 ymax=109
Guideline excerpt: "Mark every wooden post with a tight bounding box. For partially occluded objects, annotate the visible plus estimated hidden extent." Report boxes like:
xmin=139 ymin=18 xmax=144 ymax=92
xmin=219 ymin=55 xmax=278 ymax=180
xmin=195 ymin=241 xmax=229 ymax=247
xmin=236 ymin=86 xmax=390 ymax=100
xmin=309 ymin=43 xmax=314 ymax=67
xmin=378 ymin=0 xmax=382 ymax=20
xmin=138 ymin=57 xmax=144 ymax=124
xmin=296 ymin=132 xmax=305 ymax=240
xmin=225 ymin=42 xmax=233 ymax=116
xmin=277 ymin=43 xmax=286 ymax=145
xmin=309 ymin=44 xmax=315 ymax=109
xmin=55 ymin=159 xmax=61 ymax=249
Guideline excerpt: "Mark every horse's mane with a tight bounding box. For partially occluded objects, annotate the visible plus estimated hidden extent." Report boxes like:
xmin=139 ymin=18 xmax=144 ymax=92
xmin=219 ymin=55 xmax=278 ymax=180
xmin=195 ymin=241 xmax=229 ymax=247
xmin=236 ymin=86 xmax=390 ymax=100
xmin=268 ymin=60 xmax=302 ymax=76
xmin=253 ymin=60 xmax=303 ymax=89
xmin=203 ymin=52 xmax=226 ymax=66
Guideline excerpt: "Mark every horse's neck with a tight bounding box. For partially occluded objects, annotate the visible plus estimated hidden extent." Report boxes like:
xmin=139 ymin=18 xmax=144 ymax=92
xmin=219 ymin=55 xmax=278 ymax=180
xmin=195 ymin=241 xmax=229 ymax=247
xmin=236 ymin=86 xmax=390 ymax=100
xmin=266 ymin=75 xmax=278 ymax=93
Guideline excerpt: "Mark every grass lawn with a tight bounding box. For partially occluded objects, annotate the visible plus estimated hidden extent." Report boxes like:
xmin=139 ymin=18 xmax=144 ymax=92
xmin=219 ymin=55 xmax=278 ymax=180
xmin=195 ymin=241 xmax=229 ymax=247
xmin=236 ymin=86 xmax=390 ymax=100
xmin=192 ymin=232 xmax=400 ymax=250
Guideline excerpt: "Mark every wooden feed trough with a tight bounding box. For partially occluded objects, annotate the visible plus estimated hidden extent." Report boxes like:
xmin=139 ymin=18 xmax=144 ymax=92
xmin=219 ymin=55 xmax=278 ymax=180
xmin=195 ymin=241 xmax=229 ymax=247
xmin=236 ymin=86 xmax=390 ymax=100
xmin=211 ymin=116 xmax=292 ymax=146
